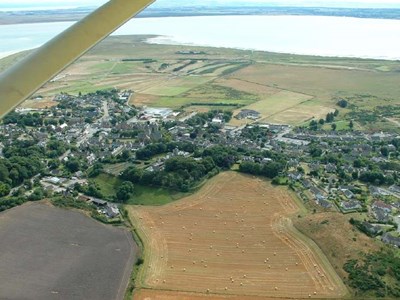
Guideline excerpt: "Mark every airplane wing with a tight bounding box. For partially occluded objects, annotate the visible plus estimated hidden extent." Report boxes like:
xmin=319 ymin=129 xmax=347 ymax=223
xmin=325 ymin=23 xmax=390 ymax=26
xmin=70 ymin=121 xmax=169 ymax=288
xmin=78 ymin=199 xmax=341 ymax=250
xmin=0 ymin=0 xmax=155 ymax=118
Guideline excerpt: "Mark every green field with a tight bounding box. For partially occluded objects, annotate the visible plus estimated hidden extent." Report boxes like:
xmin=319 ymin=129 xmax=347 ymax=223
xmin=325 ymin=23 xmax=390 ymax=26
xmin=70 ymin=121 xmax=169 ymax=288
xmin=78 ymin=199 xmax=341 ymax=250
xmin=92 ymin=173 xmax=185 ymax=206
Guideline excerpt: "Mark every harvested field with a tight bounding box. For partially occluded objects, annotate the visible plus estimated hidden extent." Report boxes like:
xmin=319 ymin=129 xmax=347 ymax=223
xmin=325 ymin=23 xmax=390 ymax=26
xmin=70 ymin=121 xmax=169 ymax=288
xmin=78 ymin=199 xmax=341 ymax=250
xmin=20 ymin=98 xmax=58 ymax=109
xmin=230 ymin=90 xmax=314 ymax=126
xmin=129 ymin=172 xmax=347 ymax=299
xmin=134 ymin=289 xmax=337 ymax=300
xmin=0 ymin=202 xmax=137 ymax=300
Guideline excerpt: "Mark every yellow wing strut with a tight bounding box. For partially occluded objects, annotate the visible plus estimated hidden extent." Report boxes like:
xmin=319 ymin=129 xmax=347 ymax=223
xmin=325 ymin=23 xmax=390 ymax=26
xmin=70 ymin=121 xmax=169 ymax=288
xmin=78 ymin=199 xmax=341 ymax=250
xmin=0 ymin=0 xmax=155 ymax=118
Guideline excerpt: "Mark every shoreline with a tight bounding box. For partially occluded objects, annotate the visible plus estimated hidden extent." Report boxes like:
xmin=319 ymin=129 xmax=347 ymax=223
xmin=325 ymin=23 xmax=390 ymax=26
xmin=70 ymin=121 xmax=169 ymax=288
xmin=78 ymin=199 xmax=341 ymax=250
xmin=1 ymin=34 xmax=399 ymax=63
xmin=1 ymin=15 xmax=400 ymax=62
xmin=1 ymin=6 xmax=400 ymax=25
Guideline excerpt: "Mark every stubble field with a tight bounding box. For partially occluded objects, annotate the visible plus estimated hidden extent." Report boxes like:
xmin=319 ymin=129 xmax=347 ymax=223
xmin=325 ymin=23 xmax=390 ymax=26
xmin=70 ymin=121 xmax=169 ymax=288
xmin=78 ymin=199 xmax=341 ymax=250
xmin=128 ymin=172 xmax=347 ymax=299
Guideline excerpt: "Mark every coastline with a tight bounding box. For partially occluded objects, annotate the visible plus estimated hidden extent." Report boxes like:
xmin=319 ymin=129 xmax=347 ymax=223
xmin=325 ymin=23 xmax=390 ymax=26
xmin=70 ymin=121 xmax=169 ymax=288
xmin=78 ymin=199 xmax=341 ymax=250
xmin=1 ymin=6 xmax=400 ymax=25
xmin=1 ymin=15 xmax=400 ymax=62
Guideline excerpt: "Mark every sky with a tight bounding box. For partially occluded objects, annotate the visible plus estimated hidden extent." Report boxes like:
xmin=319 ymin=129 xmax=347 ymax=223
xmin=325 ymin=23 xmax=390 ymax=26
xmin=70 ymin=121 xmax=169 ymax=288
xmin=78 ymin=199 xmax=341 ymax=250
xmin=1 ymin=0 xmax=400 ymax=10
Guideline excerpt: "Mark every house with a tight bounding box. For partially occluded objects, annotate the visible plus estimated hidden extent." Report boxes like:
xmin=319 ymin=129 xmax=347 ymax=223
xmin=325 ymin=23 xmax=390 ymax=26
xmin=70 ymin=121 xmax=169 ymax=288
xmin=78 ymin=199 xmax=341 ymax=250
xmin=317 ymin=199 xmax=332 ymax=209
xmin=288 ymin=172 xmax=302 ymax=181
xmin=105 ymin=203 xmax=119 ymax=218
xmin=369 ymin=186 xmax=381 ymax=197
xmin=325 ymin=163 xmax=337 ymax=173
xmin=340 ymin=200 xmax=362 ymax=212
xmin=389 ymin=185 xmax=400 ymax=195
xmin=382 ymin=233 xmax=400 ymax=247
xmin=301 ymin=179 xmax=312 ymax=189
xmin=343 ymin=189 xmax=355 ymax=199
xmin=310 ymin=186 xmax=325 ymax=199
xmin=373 ymin=208 xmax=390 ymax=223
xmin=339 ymin=185 xmax=355 ymax=192
xmin=235 ymin=109 xmax=260 ymax=120
xmin=211 ymin=118 xmax=224 ymax=128
xmin=90 ymin=197 xmax=107 ymax=207
xmin=372 ymin=200 xmax=392 ymax=213
xmin=363 ymin=222 xmax=382 ymax=236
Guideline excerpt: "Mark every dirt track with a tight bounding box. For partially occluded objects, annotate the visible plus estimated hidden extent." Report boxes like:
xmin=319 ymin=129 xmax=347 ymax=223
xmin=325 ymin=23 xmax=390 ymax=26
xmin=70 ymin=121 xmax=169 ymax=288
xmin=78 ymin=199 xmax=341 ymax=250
xmin=129 ymin=172 xmax=347 ymax=299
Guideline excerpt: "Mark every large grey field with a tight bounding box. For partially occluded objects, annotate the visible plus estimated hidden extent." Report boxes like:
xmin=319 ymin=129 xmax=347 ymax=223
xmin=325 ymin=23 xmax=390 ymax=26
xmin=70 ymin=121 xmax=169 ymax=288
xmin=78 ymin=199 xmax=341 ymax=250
xmin=0 ymin=202 xmax=137 ymax=300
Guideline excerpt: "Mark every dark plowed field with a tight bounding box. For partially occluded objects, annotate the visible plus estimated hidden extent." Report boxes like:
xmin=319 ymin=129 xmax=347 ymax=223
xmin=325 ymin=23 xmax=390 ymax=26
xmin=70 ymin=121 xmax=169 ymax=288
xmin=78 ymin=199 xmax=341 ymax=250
xmin=0 ymin=202 xmax=137 ymax=300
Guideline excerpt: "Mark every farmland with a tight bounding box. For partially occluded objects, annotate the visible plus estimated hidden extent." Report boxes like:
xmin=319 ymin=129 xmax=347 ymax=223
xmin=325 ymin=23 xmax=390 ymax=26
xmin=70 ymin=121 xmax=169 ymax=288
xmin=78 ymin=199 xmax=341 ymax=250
xmin=3 ymin=35 xmax=397 ymax=130
xmin=128 ymin=172 xmax=347 ymax=299
xmin=0 ymin=202 xmax=136 ymax=300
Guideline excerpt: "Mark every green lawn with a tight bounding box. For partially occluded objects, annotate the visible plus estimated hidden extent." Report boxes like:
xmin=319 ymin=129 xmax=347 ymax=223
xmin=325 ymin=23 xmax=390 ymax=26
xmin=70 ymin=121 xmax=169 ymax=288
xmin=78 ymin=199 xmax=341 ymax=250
xmin=322 ymin=120 xmax=351 ymax=131
xmin=92 ymin=173 xmax=186 ymax=206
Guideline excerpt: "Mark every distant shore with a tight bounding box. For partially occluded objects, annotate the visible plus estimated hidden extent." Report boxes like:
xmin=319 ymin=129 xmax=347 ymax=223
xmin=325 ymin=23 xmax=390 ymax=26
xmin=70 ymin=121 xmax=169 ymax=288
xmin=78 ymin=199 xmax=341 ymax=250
xmin=1 ymin=15 xmax=400 ymax=61
xmin=0 ymin=6 xmax=399 ymax=25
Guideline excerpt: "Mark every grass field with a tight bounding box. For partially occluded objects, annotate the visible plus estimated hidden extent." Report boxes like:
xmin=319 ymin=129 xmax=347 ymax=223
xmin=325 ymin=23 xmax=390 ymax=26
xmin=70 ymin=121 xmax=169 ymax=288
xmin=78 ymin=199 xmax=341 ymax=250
xmin=93 ymin=173 xmax=185 ymax=206
xmin=0 ymin=202 xmax=136 ymax=300
xmin=231 ymin=63 xmax=400 ymax=111
xmin=293 ymin=212 xmax=381 ymax=281
xmin=140 ymin=76 xmax=214 ymax=97
xmin=103 ymin=162 xmax=133 ymax=176
xmin=129 ymin=172 xmax=347 ymax=299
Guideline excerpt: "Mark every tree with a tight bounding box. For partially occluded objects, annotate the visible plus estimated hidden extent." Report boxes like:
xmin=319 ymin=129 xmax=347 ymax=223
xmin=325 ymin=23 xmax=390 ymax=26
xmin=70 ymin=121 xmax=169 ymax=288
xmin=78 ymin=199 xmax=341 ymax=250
xmin=326 ymin=112 xmax=334 ymax=123
xmin=349 ymin=120 xmax=354 ymax=130
xmin=309 ymin=120 xmax=318 ymax=131
xmin=120 ymin=150 xmax=131 ymax=161
xmin=65 ymin=158 xmax=80 ymax=173
xmin=331 ymin=123 xmax=337 ymax=131
xmin=319 ymin=119 xmax=325 ymax=125
xmin=116 ymin=181 xmax=134 ymax=202
xmin=337 ymin=99 xmax=348 ymax=108
xmin=310 ymin=146 xmax=323 ymax=158
xmin=380 ymin=147 xmax=389 ymax=157
xmin=333 ymin=109 xmax=339 ymax=117
xmin=0 ymin=182 xmax=10 ymax=197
